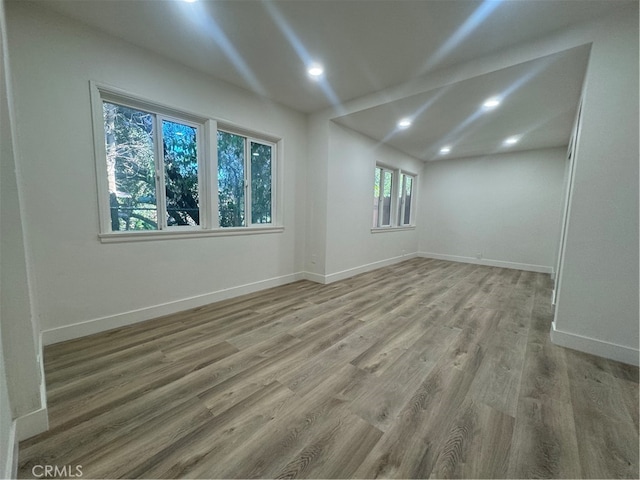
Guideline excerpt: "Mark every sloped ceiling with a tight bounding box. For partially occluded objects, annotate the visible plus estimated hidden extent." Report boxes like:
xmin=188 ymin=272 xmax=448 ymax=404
xmin=29 ymin=0 xmax=630 ymax=159
xmin=333 ymin=45 xmax=591 ymax=161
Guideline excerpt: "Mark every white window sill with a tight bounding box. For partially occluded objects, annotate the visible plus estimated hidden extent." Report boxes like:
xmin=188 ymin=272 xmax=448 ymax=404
xmin=99 ymin=226 xmax=284 ymax=243
xmin=371 ymin=226 xmax=416 ymax=234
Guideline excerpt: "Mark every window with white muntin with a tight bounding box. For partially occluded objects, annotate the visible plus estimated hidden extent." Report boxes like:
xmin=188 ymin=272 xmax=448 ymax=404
xmin=91 ymin=83 xmax=280 ymax=241
xmin=372 ymin=165 xmax=415 ymax=230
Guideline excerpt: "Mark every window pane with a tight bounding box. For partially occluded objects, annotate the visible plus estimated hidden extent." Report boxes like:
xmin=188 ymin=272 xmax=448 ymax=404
xmin=163 ymin=120 xmax=199 ymax=226
xmin=382 ymin=170 xmax=393 ymax=226
xmin=103 ymin=102 xmax=158 ymax=231
xmin=373 ymin=167 xmax=381 ymax=227
xmin=218 ymin=131 xmax=245 ymax=227
xmin=398 ymin=174 xmax=405 ymax=226
xmin=404 ymin=176 xmax=413 ymax=225
xmin=250 ymin=142 xmax=272 ymax=224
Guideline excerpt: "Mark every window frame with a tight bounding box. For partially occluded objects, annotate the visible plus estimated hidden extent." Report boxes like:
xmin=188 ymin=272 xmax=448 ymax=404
xmin=90 ymin=82 xmax=283 ymax=242
xmin=397 ymin=172 xmax=415 ymax=227
xmin=217 ymin=128 xmax=277 ymax=228
xmin=371 ymin=163 xmax=417 ymax=232
xmin=374 ymin=166 xmax=395 ymax=228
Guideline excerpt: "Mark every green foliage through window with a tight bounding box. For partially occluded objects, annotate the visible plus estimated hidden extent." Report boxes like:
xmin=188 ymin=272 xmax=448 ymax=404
xmin=251 ymin=142 xmax=272 ymax=224
xmin=163 ymin=120 xmax=199 ymax=226
xmin=218 ymin=131 xmax=245 ymax=227
xmin=103 ymin=102 xmax=200 ymax=231
xmin=104 ymin=102 xmax=158 ymax=231
xmin=218 ymin=131 xmax=273 ymax=228
xmin=100 ymin=92 xmax=275 ymax=234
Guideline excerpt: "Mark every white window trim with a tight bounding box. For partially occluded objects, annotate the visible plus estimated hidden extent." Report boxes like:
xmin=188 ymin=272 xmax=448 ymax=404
xmin=398 ymin=172 xmax=416 ymax=227
xmin=217 ymin=128 xmax=278 ymax=228
xmin=375 ymin=166 xmax=395 ymax=228
xmin=89 ymin=81 xmax=283 ymax=242
xmin=372 ymin=163 xmax=417 ymax=232
xmin=371 ymin=226 xmax=416 ymax=233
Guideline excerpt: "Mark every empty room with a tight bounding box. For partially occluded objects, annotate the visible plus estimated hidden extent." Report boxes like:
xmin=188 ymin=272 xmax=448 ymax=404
xmin=1 ymin=0 xmax=638 ymax=478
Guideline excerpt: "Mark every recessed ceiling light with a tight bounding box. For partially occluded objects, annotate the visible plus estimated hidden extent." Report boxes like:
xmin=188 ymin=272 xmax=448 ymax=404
xmin=307 ymin=64 xmax=324 ymax=78
xmin=397 ymin=118 xmax=412 ymax=129
xmin=183 ymin=0 xmax=197 ymax=3
xmin=503 ymin=135 xmax=520 ymax=146
xmin=482 ymin=97 xmax=501 ymax=109
xmin=439 ymin=146 xmax=452 ymax=155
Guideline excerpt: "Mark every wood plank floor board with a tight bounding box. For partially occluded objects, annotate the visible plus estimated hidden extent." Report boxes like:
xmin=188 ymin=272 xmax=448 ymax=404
xmin=129 ymin=381 xmax=299 ymax=479
xmin=565 ymin=348 xmax=636 ymax=425
xmin=201 ymin=396 xmax=351 ymax=478
xmin=347 ymin=349 xmax=437 ymax=432
xmin=507 ymin=397 xmax=582 ymax=479
xmin=349 ymin=312 xmax=449 ymax=377
xmin=466 ymin=326 xmax=527 ymax=417
xmin=273 ymin=408 xmax=383 ymax=480
xmin=429 ymin=399 xmax=514 ymax=479
xmin=353 ymin=364 xmax=476 ymax=479
xmin=505 ymin=275 xmax=585 ymax=479
xmin=619 ymin=376 xmax=640 ymax=427
xmin=46 ymin=344 xmax=166 ymax=395
xmin=274 ymin=323 xmax=379 ymax=396
xmin=46 ymin=353 xmax=216 ymax=430
xmin=44 ymin=341 xmax=164 ymax=390
xmin=66 ymin=397 xmax=214 ymax=480
xmin=565 ymin=348 xmax=639 ymax=479
xmin=18 ymin=259 xmax=639 ymax=479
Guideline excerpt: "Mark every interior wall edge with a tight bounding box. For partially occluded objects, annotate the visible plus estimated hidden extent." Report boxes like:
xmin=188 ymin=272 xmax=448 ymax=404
xmin=418 ymin=252 xmax=553 ymax=274
xmin=300 ymin=271 xmax=327 ymax=285
xmin=551 ymin=322 xmax=640 ymax=367
xmin=14 ymin=406 xmax=47 ymax=442
xmin=2 ymin=420 xmax=17 ymax=479
xmin=41 ymin=272 xmax=305 ymax=346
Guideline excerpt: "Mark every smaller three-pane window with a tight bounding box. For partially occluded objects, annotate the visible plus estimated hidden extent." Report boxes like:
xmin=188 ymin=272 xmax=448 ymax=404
xmin=372 ymin=165 xmax=415 ymax=229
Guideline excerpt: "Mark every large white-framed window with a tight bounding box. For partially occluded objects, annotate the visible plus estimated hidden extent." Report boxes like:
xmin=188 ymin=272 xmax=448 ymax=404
xmin=372 ymin=164 xmax=416 ymax=230
xmin=90 ymin=82 xmax=282 ymax=241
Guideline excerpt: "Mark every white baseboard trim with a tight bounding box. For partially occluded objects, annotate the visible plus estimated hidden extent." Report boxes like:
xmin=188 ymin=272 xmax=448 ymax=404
xmin=300 ymin=271 xmax=328 ymax=284
xmin=551 ymin=322 xmax=640 ymax=366
xmin=42 ymin=273 xmax=302 ymax=346
xmin=3 ymin=420 xmax=17 ymax=480
xmin=299 ymin=254 xmax=418 ymax=285
xmin=323 ymin=253 xmax=418 ymax=285
xmin=37 ymin=333 xmax=48 ymax=420
xmin=418 ymin=252 xmax=553 ymax=274
xmin=15 ymin=406 xmax=48 ymax=442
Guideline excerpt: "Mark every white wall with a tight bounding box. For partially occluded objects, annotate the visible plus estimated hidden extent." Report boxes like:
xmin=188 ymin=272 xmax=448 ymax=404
xmin=551 ymin=4 xmax=639 ymax=365
xmin=323 ymin=123 xmax=422 ymax=280
xmin=304 ymin=114 xmax=330 ymax=278
xmin=419 ymin=148 xmax=566 ymax=272
xmin=0 ymin=13 xmax=14 ymax=478
xmin=314 ymin=3 xmax=639 ymax=365
xmin=6 ymin=2 xmax=307 ymax=342
xmin=1 ymin=0 xmax=46 ymax=451
xmin=0 ymin=339 xmax=13 ymax=479
xmin=1 ymin=7 xmax=637 ymax=457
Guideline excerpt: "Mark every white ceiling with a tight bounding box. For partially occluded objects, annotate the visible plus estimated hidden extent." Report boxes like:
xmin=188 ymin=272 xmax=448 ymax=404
xmin=30 ymin=0 xmax=631 ymax=160
xmin=334 ymin=45 xmax=591 ymax=161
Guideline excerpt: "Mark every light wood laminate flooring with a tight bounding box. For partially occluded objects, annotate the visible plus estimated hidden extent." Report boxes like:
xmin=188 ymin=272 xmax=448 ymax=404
xmin=18 ymin=258 xmax=639 ymax=478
